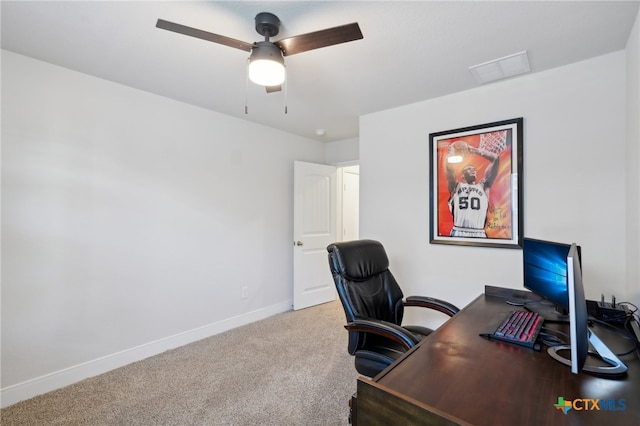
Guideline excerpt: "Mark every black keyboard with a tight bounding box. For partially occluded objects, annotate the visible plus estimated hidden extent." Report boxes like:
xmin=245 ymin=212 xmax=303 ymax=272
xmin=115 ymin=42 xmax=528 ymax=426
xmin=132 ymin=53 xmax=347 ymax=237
xmin=480 ymin=310 xmax=543 ymax=349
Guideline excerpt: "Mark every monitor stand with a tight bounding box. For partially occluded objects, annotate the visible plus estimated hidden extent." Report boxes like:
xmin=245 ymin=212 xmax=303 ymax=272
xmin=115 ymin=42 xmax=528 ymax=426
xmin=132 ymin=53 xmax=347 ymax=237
xmin=547 ymin=331 xmax=628 ymax=377
xmin=524 ymin=301 xmax=569 ymax=323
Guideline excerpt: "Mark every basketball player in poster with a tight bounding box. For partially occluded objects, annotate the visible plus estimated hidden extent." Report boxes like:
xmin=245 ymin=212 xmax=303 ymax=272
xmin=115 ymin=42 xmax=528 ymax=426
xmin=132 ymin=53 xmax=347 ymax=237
xmin=445 ymin=141 xmax=500 ymax=238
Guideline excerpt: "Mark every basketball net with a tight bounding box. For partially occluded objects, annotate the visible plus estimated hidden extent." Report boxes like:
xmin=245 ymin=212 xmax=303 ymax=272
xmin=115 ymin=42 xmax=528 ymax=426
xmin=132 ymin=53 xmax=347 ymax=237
xmin=479 ymin=130 xmax=508 ymax=154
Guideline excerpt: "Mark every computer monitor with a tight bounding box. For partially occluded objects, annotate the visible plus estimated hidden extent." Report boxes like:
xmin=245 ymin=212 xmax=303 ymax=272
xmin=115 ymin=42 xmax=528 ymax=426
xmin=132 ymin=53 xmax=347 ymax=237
xmin=564 ymin=243 xmax=588 ymax=373
xmin=522 ymin=237 xmax=574 ymax=321
xmin=544 ymin=243 xmax=628 ymax=376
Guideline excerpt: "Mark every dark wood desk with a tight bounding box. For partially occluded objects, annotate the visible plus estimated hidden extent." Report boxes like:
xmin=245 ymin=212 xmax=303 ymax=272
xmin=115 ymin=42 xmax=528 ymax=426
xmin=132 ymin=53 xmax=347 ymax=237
xmin=355 ymin=287 xmax=640 ymax=426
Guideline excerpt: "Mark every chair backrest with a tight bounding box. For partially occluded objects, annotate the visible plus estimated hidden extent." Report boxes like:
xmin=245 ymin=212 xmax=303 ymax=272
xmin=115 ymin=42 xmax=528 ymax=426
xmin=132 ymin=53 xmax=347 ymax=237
xmin=327 ymin=240 xmax=405 ymax=353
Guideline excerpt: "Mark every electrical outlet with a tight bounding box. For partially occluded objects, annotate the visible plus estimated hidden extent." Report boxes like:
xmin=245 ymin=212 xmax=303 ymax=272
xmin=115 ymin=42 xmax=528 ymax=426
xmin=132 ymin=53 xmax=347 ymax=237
xmin=241 ymin=286 xmax=248 ymax=299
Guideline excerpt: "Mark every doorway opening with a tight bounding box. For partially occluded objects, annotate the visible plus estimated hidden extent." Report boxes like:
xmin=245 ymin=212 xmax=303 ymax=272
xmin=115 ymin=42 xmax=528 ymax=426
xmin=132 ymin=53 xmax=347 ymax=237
xmin=337 ymin=164 xmax=359 ymax=242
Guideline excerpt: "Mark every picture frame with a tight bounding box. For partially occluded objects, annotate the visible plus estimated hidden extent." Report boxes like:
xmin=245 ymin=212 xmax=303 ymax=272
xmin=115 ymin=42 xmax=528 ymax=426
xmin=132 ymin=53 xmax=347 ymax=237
xmin=429 ymin=118 xmax=523 ymax=248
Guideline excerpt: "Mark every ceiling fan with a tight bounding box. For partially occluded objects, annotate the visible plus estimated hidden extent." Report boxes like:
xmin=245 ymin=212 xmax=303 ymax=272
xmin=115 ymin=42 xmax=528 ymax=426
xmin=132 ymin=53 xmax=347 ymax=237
xmin=156 ymin=12 xmax=363 ymax=93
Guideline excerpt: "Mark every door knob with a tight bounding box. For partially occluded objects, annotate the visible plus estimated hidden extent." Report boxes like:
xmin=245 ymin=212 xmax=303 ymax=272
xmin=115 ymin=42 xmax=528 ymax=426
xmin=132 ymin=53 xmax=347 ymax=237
xmin=295 ymin=241 xmax=303 ymax=246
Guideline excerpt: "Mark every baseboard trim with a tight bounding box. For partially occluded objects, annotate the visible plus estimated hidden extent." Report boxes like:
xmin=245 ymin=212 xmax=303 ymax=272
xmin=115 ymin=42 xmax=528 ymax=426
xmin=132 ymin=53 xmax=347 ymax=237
xmin=1 ymin=300 xmax=292 ymax=408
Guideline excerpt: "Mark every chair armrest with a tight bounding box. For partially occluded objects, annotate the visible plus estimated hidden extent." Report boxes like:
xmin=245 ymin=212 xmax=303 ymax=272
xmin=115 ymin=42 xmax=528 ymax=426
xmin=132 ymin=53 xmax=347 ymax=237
xmin=404 ymin=296 xmax=460 ymax=317
xmin=344 ymin=318 xmax=420 ymax=350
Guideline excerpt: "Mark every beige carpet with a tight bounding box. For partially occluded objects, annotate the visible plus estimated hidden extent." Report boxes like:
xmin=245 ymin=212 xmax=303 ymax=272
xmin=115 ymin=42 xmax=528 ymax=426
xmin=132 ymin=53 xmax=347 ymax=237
xmin=1 ymin=300 xmax=359 ymax=425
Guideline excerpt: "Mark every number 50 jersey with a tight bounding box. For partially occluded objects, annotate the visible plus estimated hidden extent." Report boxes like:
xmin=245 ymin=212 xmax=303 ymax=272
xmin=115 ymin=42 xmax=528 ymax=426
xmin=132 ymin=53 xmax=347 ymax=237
xmin=448 ymin=182 xmax=489 ymax=237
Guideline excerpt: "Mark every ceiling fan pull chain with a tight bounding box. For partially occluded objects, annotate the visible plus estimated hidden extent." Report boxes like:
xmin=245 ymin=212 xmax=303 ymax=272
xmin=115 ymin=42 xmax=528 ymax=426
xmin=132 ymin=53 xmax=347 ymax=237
xmin=244 ymin=58 xmax=250 ymax=114
xmin=284 ymin=75 xmax=288 ymax=114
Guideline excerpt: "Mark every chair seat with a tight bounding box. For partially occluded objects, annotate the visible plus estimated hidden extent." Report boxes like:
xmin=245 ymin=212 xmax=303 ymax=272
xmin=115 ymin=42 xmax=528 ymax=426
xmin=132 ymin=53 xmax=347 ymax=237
xmin=354 ymin=346 xmax=405 ymax=377
xmin=353 ymin=326 xmax=432 ymax=377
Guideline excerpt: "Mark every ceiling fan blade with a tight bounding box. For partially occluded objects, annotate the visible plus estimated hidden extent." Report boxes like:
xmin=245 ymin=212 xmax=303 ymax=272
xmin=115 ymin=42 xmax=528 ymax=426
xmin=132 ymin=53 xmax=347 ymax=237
xmin=156 ymin=19 xmax=254 ymax=52
xmin=265 ymin=85 xmax=282 ymax=93
xmin=275 ymin=22 xmax=363 ymax=56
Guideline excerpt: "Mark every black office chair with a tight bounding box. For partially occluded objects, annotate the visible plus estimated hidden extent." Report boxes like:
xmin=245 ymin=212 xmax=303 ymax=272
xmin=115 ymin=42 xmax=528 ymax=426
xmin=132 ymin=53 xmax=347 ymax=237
xmin=327 ymin=239 xmax=460 ymax=377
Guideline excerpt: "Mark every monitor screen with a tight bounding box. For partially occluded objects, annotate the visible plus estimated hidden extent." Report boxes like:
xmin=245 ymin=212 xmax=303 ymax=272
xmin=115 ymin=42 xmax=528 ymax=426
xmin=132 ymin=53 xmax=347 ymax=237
xmin=522 ymin=238 xmax=572 ymax=309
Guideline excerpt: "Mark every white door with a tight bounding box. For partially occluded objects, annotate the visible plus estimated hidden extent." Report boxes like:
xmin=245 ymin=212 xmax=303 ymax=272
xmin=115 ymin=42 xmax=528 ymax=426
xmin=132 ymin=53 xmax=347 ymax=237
xmin=293 ymin=161 xmax=337 ymax=310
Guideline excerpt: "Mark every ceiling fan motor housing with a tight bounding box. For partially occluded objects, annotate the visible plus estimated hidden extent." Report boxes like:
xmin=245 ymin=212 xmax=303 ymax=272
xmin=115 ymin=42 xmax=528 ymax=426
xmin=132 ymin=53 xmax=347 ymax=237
xmin=252 ymin=41 xmax=284 ymax=63
xmin=255 ymin=12 xmax=281 ymax=39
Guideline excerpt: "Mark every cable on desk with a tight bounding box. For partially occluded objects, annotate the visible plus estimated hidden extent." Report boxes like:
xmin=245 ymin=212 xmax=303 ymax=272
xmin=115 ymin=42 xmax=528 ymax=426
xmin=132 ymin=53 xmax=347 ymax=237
xmin=590 ymin=301 xmax=640 ymax=355
xmin=618 ymin=301 xmax=638 ymax=315
xmin=538 ymin=328 xmax=568 ymax=347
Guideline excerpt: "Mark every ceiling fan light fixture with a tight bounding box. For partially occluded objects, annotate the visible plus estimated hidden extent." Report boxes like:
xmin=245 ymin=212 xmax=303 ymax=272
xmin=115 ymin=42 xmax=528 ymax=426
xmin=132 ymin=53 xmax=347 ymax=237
xmin=249 ymin=42 xmax=285 ymax=86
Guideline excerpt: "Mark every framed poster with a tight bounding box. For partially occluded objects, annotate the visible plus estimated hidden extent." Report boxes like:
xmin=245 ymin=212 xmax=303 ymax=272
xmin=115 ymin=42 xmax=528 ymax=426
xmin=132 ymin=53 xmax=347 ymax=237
xmin=429 ymin=118 xmax=523 ymax=248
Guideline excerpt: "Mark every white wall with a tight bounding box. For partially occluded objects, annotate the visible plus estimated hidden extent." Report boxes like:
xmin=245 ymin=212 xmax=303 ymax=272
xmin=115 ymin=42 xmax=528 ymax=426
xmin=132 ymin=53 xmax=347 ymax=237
xmin=325 ymin=137 xmax=359 ymax=165
xmin=1 ymin=51 xmax=326 ymax=405
xmin=360 ymin=51 xmax=629 ymax=326
xmin=626 ymin=8 xmax=640 ymax=310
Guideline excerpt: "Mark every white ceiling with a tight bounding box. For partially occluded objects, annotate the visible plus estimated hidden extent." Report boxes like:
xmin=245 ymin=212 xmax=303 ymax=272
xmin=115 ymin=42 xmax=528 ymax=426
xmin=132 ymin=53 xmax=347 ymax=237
xmin=2 ymin=1 xmax=638 ymax=142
